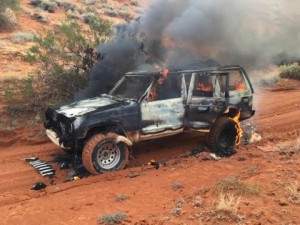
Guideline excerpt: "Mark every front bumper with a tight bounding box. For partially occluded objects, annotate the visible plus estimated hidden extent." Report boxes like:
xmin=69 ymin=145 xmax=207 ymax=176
xmin=46 ymin=129 xmax=70 ymax=149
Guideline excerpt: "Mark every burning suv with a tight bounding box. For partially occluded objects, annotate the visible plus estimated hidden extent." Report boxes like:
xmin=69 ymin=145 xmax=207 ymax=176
xmin=44 ymin=65 xmax=255 ymax=174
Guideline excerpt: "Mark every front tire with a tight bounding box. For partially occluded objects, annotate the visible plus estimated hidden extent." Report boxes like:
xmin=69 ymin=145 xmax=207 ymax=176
xmin=207 ymin=117 xmax=238 ymax=156
xmin=82 ymin=133 xmax=129 ymax=174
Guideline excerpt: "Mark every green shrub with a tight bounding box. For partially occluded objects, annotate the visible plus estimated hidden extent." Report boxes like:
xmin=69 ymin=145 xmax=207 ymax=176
xmin=103 ymin=8 xmax=118 ymax=17
xmin=18 ymin=19 xmax=111 ymax=113
xmin=279 ymin=63 xmax=300 ymax=80
xmin=39 ymin=0 xmax=58 ymax=13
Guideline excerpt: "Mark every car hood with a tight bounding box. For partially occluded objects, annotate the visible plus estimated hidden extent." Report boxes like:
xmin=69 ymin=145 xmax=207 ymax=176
xmin=55 ymin=95 xmax=125 ymax=117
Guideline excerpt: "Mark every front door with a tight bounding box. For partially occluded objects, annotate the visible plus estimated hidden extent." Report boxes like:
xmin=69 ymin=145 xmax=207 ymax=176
xmin=140 ymin=74 xmax=186 ymax=141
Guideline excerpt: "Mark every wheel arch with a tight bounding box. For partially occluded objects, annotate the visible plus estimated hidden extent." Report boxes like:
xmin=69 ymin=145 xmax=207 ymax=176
xmin=84 ymin=121 xmax=127 ymax=141
xmin=222 ymin=105 xmax=240 ymax=118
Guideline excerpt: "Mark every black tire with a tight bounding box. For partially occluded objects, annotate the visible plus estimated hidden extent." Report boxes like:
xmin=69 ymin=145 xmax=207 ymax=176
xmin=82 ymin=133 xmax=129 ymax=174
xmin=207 ymin=117 xmax=238 ymax=156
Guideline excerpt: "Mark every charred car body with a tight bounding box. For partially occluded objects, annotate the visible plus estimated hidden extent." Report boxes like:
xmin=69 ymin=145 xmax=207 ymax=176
xmin=44 ymin=65 xmax=255 ymax=174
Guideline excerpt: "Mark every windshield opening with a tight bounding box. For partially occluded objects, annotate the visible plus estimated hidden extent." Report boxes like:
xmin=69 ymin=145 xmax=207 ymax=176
xmin=110 ymin=75 xmax=154 ymax=100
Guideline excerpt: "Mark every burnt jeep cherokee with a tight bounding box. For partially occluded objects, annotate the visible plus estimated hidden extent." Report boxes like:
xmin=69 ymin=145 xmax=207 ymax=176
xmin=44 ymin=65 xmax=255 ymax=174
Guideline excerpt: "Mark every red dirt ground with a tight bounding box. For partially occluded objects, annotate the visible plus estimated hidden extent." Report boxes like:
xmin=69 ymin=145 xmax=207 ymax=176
xmin=0 ymin=82 xmax=299 ymax=225
xmin=1 ymin=0 xmax=300 ymax=224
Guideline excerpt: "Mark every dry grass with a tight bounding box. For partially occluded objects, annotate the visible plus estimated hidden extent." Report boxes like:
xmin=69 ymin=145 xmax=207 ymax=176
xmin=214 ymin=192 xmax=241 ymax=214
xmin=215 ymin=177 xmax=260 ymax=196
xmin=286 ymin=181 xmax=300 ymax=205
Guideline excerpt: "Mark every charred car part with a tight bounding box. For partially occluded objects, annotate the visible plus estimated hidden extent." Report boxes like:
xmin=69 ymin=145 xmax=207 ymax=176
xmin=28 ymin=160 xmax=55 ymax=177
xmin=44 ymin=65 xmax=255 ymax=174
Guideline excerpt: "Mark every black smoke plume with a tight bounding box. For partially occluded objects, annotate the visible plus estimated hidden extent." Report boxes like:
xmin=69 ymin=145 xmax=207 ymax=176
xmin=77 ymin=0 xmax=300 ymax=99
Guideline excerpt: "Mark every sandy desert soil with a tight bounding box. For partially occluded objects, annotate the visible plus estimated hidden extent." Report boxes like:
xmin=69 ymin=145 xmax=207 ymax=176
xmin=0 ymin=82 xmax=299 ymax=225
xmin=1 ymin=0 xmax=300 ymax=224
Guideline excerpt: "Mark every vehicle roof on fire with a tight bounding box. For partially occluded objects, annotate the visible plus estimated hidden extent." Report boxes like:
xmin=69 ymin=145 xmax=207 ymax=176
xmin=125 ymin=65 xmax=242 ymax=76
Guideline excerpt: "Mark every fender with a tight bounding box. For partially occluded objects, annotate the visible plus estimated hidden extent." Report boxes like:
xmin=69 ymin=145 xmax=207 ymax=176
xmin=115 ymin=135 xmax=133 ymax=146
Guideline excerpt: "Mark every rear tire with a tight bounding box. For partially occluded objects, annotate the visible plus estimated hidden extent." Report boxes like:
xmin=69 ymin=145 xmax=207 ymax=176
xmin=207 ymin=117 xmax=238 ymax=156
xmin=82 ymin=133 xmax=129 ymax=174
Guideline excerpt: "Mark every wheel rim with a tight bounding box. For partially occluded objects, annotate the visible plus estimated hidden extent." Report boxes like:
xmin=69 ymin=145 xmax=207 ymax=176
xmin=218 ymin=125 xmax=237 ymax=149
xmin=96 ymin=141 xmax=121 ymax=170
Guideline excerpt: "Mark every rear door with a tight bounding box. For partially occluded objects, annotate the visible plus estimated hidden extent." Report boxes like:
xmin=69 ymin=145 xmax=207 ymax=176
xmin=185 ymin=72 xmax=227 ymax=130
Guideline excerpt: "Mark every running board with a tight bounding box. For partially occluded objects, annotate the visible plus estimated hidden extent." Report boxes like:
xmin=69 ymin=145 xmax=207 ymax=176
xmin=28 ymin=159 xmax=56 ymax=177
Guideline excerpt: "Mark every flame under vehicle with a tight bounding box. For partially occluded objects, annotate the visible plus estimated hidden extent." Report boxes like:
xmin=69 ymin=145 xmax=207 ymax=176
xmin=44 ymin=65 xmax=255 ymax=174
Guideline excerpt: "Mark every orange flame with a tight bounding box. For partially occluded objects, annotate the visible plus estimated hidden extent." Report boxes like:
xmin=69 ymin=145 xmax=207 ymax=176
xmin=231 ymin=110 xmax=243 ymax=145
xmin=148 ymin=69 xmax=169 ymax=101
xmin=196 ymin=83 xmax=213 ymax=92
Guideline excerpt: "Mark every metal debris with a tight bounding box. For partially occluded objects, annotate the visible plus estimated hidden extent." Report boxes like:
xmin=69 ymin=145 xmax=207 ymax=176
xmin=59 ymin=162 xmax=70 ymax=170
xmin=31 ymin=182 xmax=47 ymax=190
xmin=24 ymin=157 xmax=39 ymax=162
xmin=147 ymin=159 xmax=159 ymax=169
xmin=210 ymin=153 xmax=222 ymax=161
xmin=242 ymin=123 xmax=262 ymax=144
xmin=28 ymin=160 xmax=55 ymax=177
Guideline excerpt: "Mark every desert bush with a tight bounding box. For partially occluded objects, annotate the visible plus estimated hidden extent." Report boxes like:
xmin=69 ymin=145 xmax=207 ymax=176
xmin=130 ymin=0 xmax=138 ymax=6
xmin=115 ymin=194 xmax=129 ymax=202
xmin=279 ymin=63 xmax=300 ymax=80
xmin=31 ymin=11 xmax=48 ymax=23
xmin=56 ymin=0 xmax=76 ymax=11
xmin=0 ymin=0 xmax=19 ymax=28
xmin=214 ymin=192 xmax=240 ymax=214
xmin=117 ymin=9 xmax=132 ymax=20
xmin=66 ymin=9 xmax=81 ymax=20
xmin=31 ymin=0 xmax=76 ymax=13
xmin=11 ymin=31 xmax=35 ymax=44
xmin=103 ymin=8 xmax=118 ymax=17
xmin=39 ymin=0 xmax=58 ymax=13
xmin=82 ymin=0 xmax=99 ymax=5
xmin=29 ymin=0 xmax=42 ymax=6
xmin=98 ymin=212 xmax=127 ymax=224
xmin=11 ymin=19 xmax=111 ymax=113
xmin=172 ymin=182 xmax=184 ymax=190
xmin=82 ymin=12 xmax=97 ymax=23
xmin=215 ymin=177 xmax=260 ymax=196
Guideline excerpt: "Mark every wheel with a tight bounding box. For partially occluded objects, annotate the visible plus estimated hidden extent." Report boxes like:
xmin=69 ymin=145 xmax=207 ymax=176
xmin=82 ymin=133 xmax=129 ymax=174
xmin=207 ymin=117 xmax=238 ymax=156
